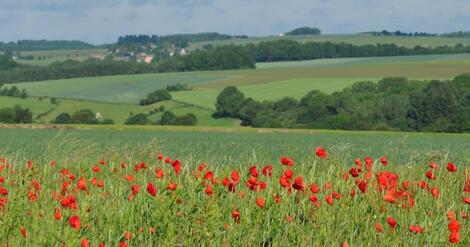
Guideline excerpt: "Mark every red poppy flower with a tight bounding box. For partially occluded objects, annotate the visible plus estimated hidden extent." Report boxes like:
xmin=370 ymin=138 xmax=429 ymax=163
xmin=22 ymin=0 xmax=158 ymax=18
xmin=358 ymin=181 xmax=367 ymax=193
xmin=375 ymin=223 xmax=383 ymax=233
xmin=69 ymin=215 xmax=81 ymax=230
xmin=315 ymin=147 xmax=327 ymax=159
xmin=409 ymin=225 xmax=423 ymax=234
xmin=231 ymin=170 xmax=240 ymax=184
xmin=20 ymin=227 xmax=26 ymax=238
xmin=447 ymin=162 xmax=457 ymax=172
xmin=325 ymin=195 xmax=334 ymax=205
xmin=262 ymin=165 xmax=272 ymax=177
xmin=171 ymin=160 xmax=181 ymax=175
xmin=54 ymin=207 xmax=62 ymax=220
xmin=292 ymin=176 xmax=305 ymax=191
xmin=157 ymin=153 xmax=163 ymax=160
xmin=449 ymin=231 xmax=460 ymax=243
xmin=349 ymin=168 xmax=359 ymax=178
xmin=256 ymin=197 xmax=264 ymax=208
xmin=205 ymin=185 xmax=213 ymax=196
xmin=431 ymin=187 xmax=439 ymax=199
xmin=77 ymin=177 xmax=87 ymax=191
xmin=280 ymin=157 xmax=294 ymax=167
xmin=310 ymin=183 xmax=320 ymax=194
xmin=448 ymin=220 xmax=460 ymax=232
xmin=380 ymin=156 xmax=387 ymax=166
xmin=167 ymin=183 xmax=177 ymax=191
xmin=249 ymin=166 xmax=259 ymax=177
xmin=463 ymin=197 xmax=470 ymax=204
xmin=429 ymin=162 xmax=438 ymax=169
xmin=146 ymin=183 xmax=157 ymax=197
xmin=81 ymin=238 xmax=89 ymax=247
xmin=425 ymin=170 xmax=436 ymax=180
xmin=386 ymin=216 xmax=398 ymax=229
xmin=232 ymin=208 xmax=240 ymax=223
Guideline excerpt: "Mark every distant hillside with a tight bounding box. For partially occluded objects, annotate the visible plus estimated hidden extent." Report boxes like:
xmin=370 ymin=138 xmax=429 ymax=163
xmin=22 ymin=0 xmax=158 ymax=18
xmin=0 ymin=40 xmax=94 ymax=51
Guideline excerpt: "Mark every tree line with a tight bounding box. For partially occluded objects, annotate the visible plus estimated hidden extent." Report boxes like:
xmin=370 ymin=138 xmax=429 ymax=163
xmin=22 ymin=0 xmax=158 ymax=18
xmin=247 ymin=39 xmax=470 ymax=62
xmin=214 ymin=74 xmax=470 ymax=133
xmin=0 ymin=40 xmax=94 ymax=51
xmin=0 ymin=45 xmax=255 ymax=84
xmin=116 ymin=32 xmax=248 ymax=48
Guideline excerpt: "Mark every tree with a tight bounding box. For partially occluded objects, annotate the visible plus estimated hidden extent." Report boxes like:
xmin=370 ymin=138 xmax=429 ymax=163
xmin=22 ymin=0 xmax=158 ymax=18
xmin=214 ymin=86 xmax=245 ymax=118
xmin=0 ymin=105 xmax=32 ymax=123
xmin=160 ymin=111 xmax=176 ymax=125
xmin=175 ymin=113 xmax=198 ymax=126
xmin=53 ymin=113 xmax=72 ymax=124
xmin=285 ymin=27 xmax=321 ymax=36
xmin=140 ymin=89 xmax=171 ymax=105
xmin=71 ymin=109 xmax=97 ymax=124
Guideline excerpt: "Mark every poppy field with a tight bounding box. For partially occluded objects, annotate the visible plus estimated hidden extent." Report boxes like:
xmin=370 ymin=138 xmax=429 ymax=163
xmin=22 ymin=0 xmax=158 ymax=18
xmin=0 ymin=127 xmax=469 ymax=246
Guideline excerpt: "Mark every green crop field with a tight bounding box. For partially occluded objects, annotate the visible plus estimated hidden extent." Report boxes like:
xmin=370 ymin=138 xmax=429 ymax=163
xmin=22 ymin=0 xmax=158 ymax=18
xmin=0 ymin=126 xmax=469 ymax=169
xmin=189 ymin=34 xmax=470 ymax=50
xmin=14 ymin=48 xmax=108 ymax=66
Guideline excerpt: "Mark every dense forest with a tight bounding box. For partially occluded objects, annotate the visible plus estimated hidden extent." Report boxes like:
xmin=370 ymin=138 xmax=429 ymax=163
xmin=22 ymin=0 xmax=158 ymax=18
xmin=214 ymin=74 xmax=470 ymax=133
xmin=0 ymin=40 xmax=94 ymax=51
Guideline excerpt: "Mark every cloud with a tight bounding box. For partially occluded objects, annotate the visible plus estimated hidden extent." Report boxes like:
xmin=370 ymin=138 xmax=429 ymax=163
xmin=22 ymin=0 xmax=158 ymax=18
xmin=0 ymin=0 xmax=469 ymax=44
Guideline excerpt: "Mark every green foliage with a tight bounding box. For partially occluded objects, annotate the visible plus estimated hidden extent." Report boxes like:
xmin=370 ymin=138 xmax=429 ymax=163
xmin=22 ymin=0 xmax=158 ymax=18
xmin=139 ymin=89 xmax=172 ymax=105
xmin=125 ymin=113 xmax=151 ymax=125
xmin=160 ymin=111 xmax=176 ymax=125
xmin=221 ymin=75 xmax=470 ymax=133
xmin=214 ymin=86 xmax=245 ymax=118
xmin=0 ymin=105 xmax=32 ymax=123
xmin=0 ymin=85 xmax=28 ymax=98
xmin=0 ymin=40 xmax=94 ymax=51
xmin=174 ymin=113 xmax=198 ymax=126
xmin=166 ymin=83 xmax=191 ymax=92
xmin=53 ymin=113 xmax=72 ymax=124
xmin=71 ymin=109 xmax=98 ymax=124
xmin=0 ymin=54 xmax=16 ymax=70
xmin=285 ymin=27 xmax=321 ymax=36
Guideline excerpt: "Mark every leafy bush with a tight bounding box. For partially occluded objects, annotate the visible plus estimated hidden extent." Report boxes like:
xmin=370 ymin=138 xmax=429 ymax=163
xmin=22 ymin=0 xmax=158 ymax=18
xmin=53 ymin=113 xmax=72 ymax=124
xmin=0 ymin=105 xmax=32 ymax=123
xmin=160 ymin=111 xmax=176 ymax=125
xmin=175 ymin=113 xmax=198 ymax=126
xmin=139 ymin=89 xmax=171 ymax=105
xmin=71 ymin=109 xmax=97 ymax=124
xmin=125 ymin=113 xmax=150 ymax=125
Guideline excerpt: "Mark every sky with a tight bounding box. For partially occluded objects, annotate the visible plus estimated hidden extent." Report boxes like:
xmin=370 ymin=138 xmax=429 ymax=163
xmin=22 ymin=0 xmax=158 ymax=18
xmin=1 ymin=0 xmax=469 ymax=44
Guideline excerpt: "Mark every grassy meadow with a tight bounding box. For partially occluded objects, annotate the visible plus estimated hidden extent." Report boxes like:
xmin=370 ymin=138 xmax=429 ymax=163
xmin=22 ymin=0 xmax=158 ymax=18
xmin=0 ymin=126 xmax=468 ymax=245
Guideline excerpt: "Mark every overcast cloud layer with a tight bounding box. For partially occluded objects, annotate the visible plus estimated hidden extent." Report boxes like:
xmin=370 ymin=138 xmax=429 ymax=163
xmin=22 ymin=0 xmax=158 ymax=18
xmin=1 ymin=0 xmax=469 ymax=44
